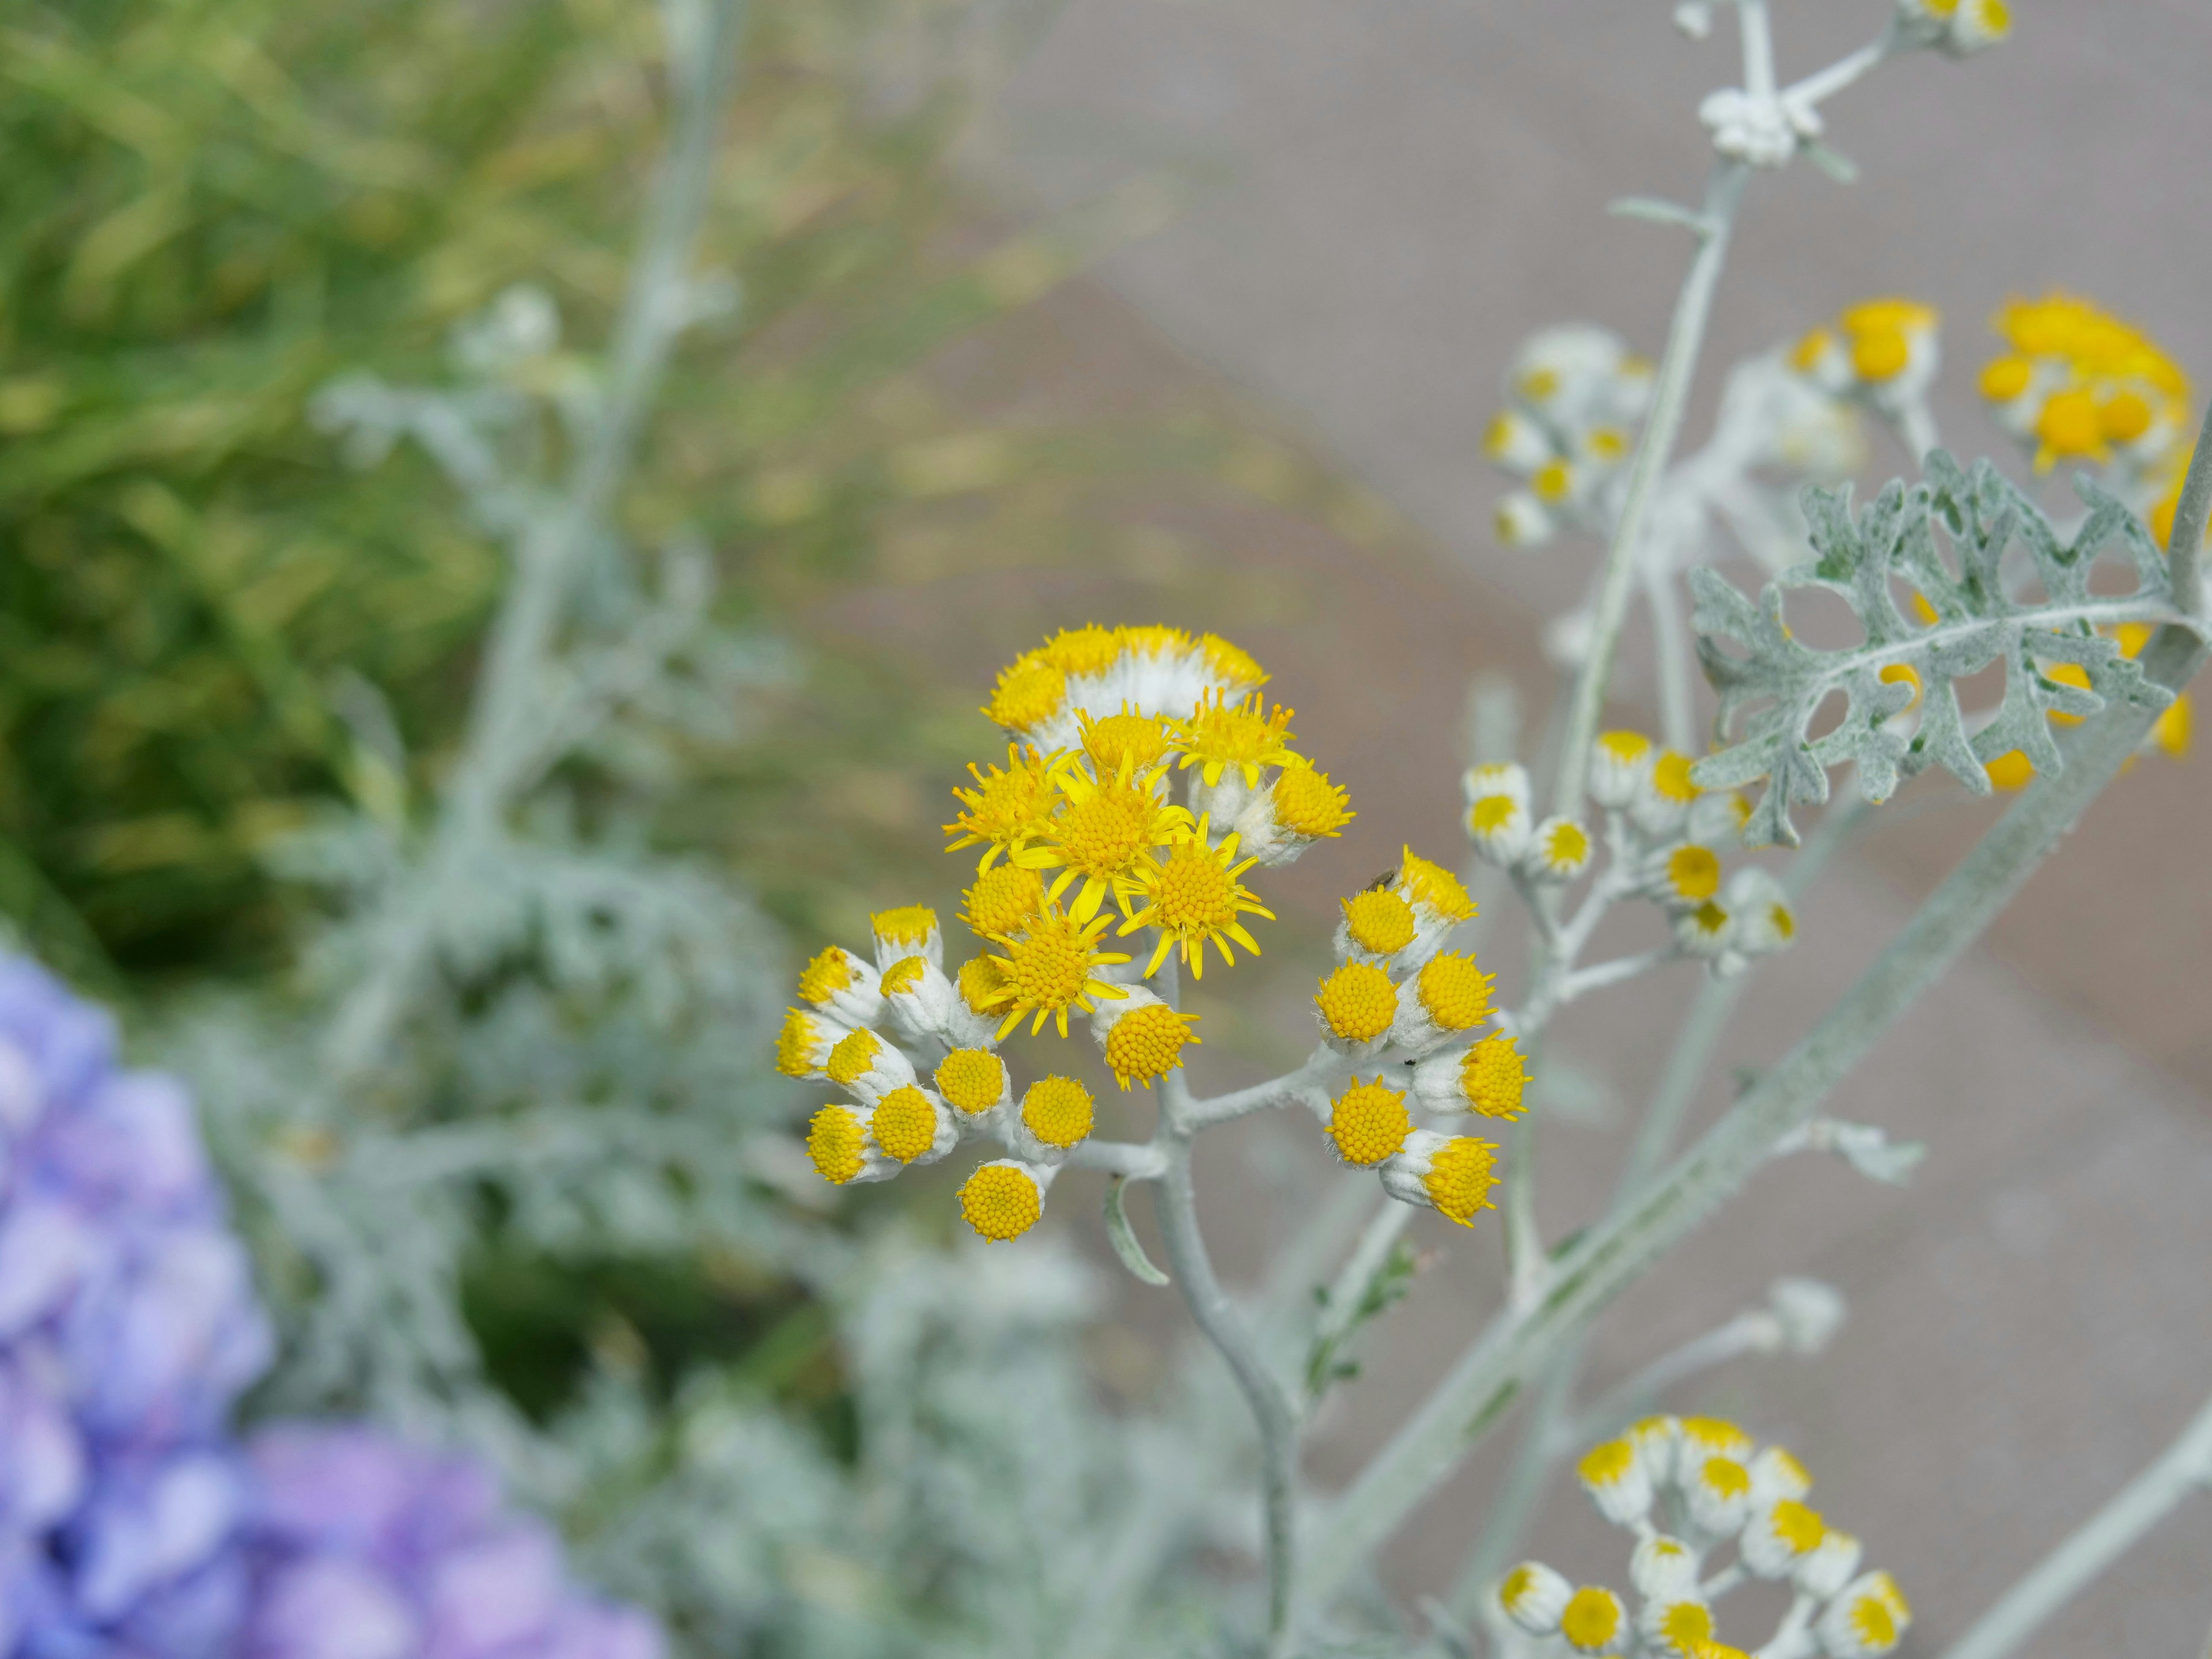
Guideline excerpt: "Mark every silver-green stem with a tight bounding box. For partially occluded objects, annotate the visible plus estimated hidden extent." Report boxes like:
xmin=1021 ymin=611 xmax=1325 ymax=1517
xmin=1151 ymin=963 xmax=1302 ymax=1649
xmin=1940 ymin=1389 xmax=2212 ymax=1659
xmin=1302 ymin=621 xmax=2206 ymax=1614
xmin=323 ymin=0 xmax=747 ymax=1081
xmin=1551 ymin=158 xmax=1749 ymax=819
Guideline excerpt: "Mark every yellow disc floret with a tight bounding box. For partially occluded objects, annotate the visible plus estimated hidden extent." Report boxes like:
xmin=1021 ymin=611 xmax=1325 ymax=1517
xmin=1397 ymin=849 xmax=1476 ymax=922
xmin=1666 ymin=844 xmax=1722 ymax=902
xmin=1559 ymin=1587 xmax=1623 ymax=1654
xmin=872 ymin=906 xmax=937 ymax=952
xmin=1041 ymin=623 xmax=1122 ymax=677
xmin=935 ymin=1048 xmax=1007 ymax=1115
xmin=1019 ymin=759 xmax=1190 ymax=922
xmin=1979 ymin=354 xmax=2033 ymax=401
xmin=871 ymin=1086 xmax=939 ymax=1163
xmin=946 ymin=745 xmax=1059 ymax=870
xmin=1021 ymin=1076 xmax=1095 ymax=1149
xmin=984 ymin=654 xmax=1066 ymax=732
xmin=956 ymin=953 xmax=1006 ymax=1015
xmin=1078 ymin=707 xmax=1172 ymax=776
xmin=982 ymin=907 xmax=1131 ymax=1038
xmin=797 ymin=946 xmax=853 ymax=1005
xmin=1657 ymin=1601 xmax=1714 ymax=1652
xmin=806 ymin=1104 xmax=867 ymax=1185
xmin=1122 ymin=830 xmax=1274 ymax=978
xmin=1341 ymin=888 xmax=1418 ymax=957
xmin=1316 ymin=962 xmax=1397 ymax=1044
xmin=1270 ymin=760 xmax=1355 ymax=839
xmin=1327 ymin=1077 xmax=1412 ymax=1166
xmin=1651 ymin=750 xmax=1699 ymax=805
xmin=1772 ymin=1498 xmax=1825 ymax=1553
xmin=1103 ymin=1003 xmax=1201 ymax=1089
xmin=1172 ymin=690 xmax=1298 ymax=787
xmin=959 ymin=1162 xmax=1043 ymax=1241
xmin=962 ymin=863 xmax=1046 ymax=940
xmin=1461 ymin=1033 xmax=1529 ymax=1119
xmin=777 ymin=1009 xmax=831 ymax=1078
xmin=825 ymin=1028 xmax=882 ymax=1086
xmin=1198 ymin=632 xmax=1268 ymax=690
xmin=1578 ymin=1439 xmax=1635 ymax=1487
xmin=1423 ymin=1136 xmax=1498 ymax=1224
xmin=1416 ymin=952 xmax=1494 ymax=1032
xmin=881 ymin=955 xmax=927 ymax=995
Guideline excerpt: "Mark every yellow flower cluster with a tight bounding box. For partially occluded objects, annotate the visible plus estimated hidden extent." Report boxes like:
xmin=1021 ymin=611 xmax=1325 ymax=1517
xmin=1979 ymin=291 xmax=2192 ymax=496
xmin=1504 ymin=1418 xmax=1910 ymax=1659
xmin=1484 ymin=325 xmax=1654 ymax=547
xmin=780 ymin=625 xmax=1356 ymax=1243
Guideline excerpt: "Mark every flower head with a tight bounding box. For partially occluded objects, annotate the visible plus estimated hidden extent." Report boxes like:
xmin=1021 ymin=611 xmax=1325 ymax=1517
xmin=957 ymin=1161 xmax=1047 ymax=1243
xmin=1020 ymin=1077 xmax=1095 ymax=1150
xmin=1119 ymin=824 xmax=1274 ymax=979
xmin=1092 ymin=990 xmax=1202 ymax=1089
xmin=1325 ymin=1077 xmax=1412 ymax=1167
xmin=1016 ymin=755 xmax=1191 ymax=922
xmin=946 ymin=745 xmax=1059 ymax=870
xmin=1315 ymin=961 xmax=1400 ymax=1054
xmin=1379 ymin=1130 xmax=1499 ymax=1224
xmin=1172 ymin=690 xmax=1298 ymax=788
xmin=980 ymin=907 xmax=1131 ymax=1038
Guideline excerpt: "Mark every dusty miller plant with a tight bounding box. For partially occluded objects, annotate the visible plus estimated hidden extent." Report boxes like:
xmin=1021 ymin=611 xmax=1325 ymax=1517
xmin=772 ymin=3 xmax=2212 ymax=1658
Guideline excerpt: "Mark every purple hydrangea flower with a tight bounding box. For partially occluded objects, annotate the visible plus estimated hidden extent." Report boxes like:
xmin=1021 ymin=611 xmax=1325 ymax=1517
xmin=0 ymin=957 xmax=661 ymax=1659
xmin=241 ymin=1425 xmax=661 ymax=1659
xmin=0 ymin=956 xmax=269 ymax=1656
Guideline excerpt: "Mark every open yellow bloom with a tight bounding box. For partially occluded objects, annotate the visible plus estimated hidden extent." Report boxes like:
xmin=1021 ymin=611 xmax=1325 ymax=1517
xmin=1172 ymin=689 xmax=1298 ymax=787
xmin=1119 ymin=824 xmax=1274 ymax=979
xmin=1016 ymin=753 xmax=1191 ymax=922
xmin=979 ymin=907 xmax=1131 ymax=1038
xmin=945 ymin=745 xmax=1059 ymax=871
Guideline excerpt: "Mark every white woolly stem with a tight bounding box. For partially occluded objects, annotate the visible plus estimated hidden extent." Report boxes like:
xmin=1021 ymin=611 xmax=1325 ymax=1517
xmin=1552 ymin=158 xmax=1749 ymax=820
xmin=1941 ymin=1389 xmax=2212 ymax=1659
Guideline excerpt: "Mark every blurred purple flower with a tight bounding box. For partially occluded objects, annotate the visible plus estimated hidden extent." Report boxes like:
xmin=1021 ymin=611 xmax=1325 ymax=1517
xmin=0 ymin=957 xmax=268 ymax=1656
xmin=0 ymin=957 xmax=661 ymax=1659
xmin=242 ymin=1425 xmax=662 ymax=1659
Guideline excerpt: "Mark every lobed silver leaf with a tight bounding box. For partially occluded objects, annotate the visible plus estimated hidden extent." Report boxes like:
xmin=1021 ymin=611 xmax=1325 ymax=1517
xmin=1689 ymin=450 xmax=2186 ymax=846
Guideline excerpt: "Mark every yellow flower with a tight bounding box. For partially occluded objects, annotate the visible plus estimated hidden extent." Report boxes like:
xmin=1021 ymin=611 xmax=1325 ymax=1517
xmin=979 ymin=907 xmax=1131 ymax=1038
xmin=946 ymin=745 xmax=1059 ymax=870
xmin=984 ymin=651 xmax=1066 ymax=733
xmin=1172 ymin=689 xmax=1299 ymax=787
xmin=1096 ymin=994 xmax=1202 ymax=1089
xmin=1119 ymin=824 xmax=1274 ymax=979
xmin=959 ymin=1161 xmax=1044 ymax=1241
xmin=1016 ymin=753 xmax=1191 ymax=922
xmin=961 ymin=862 xmax=1046 ymax=941
xmin=806 ymin=1104 xmax=868 ymax=1185
xmin=1020 ymin=1076 xmax=1095 ymax=1149
xmin=1315 ymin=961 xmax=1399 ymax=1048
xmin=1077 ymin=706 xmax=1173 ymax=776
xmin=1326 ymin=1077 xmax=1412 ymax=1166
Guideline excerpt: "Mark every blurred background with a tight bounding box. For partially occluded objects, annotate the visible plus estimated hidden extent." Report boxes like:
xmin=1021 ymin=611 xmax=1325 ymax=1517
xmin=6 ymin=0 xmax=2212 ymax=1653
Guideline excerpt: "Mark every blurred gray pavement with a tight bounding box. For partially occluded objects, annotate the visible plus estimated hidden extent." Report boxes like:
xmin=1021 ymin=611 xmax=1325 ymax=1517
xmin=922 ymin=2 xmax=2212 ymax=1649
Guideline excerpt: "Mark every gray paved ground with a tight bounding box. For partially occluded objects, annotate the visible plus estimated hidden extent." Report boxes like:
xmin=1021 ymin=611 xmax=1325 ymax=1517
xmin=868 ymin=3 xmax=2212 ymax=1649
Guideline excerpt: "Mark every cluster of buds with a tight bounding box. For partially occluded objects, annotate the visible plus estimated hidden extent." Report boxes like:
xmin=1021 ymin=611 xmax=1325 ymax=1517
xmin=1313 ymin=851 xmax=1514 ymax=1226
xmin=1894 ymin=0 xmax=2013 ymax=58
xmin=1464 ymin=734 xmax=1798 ymax=978
xmin=1497 ymin=1416 xmax=1910 ymax=1659
xmin=1976 ymin=291 xmax=2194 ymax=526
xmin=1487 ymin=327 xmax=1655 ymax=548
xmin=780 ymin=626 xmax=1355 ymax=1241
